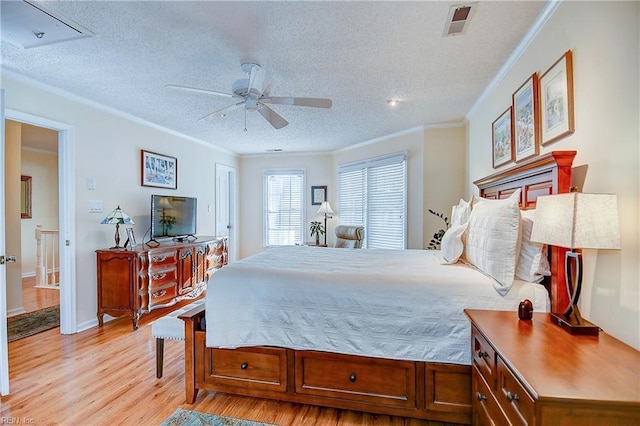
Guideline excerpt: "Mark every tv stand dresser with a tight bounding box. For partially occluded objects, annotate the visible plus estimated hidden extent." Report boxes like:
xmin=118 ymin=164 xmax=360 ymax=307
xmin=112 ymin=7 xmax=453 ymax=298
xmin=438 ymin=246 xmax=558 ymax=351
xmin=96 ymin=236 xmax=227 ymax=330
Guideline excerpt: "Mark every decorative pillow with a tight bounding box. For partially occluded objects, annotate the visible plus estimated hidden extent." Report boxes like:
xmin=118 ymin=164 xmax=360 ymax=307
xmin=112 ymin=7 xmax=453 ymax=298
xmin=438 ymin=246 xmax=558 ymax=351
xmin=515 ymin=209 xmax=551 ymax=282
xmin=440 ymin=222 xmax=468 ymax=264
xmin=450 ymin=198 xmax=471 ymax=227
xmin=464 ymin=189 xmax=522 ymax=295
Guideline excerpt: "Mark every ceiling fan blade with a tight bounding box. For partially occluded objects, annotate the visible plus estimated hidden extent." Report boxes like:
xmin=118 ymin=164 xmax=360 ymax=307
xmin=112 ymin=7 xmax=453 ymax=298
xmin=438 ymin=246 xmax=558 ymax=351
xmin=198 ymin=102 xmax=244 ymax=121
xmin=248 ymin=66 xmax=273 ymax=98
xmin=261 ymin=97 xmax=332 ymax=108
xmin=257 ymin=104 xmax=289 ymax=129
xmin=165 ymin=84 xmax=235 ymax=98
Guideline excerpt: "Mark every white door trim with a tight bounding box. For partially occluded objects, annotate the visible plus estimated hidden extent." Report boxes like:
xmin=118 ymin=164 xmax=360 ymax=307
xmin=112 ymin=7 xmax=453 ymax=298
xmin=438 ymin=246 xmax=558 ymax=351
xmin=1 ymin=90 xmax=9 ymax=394
xmin=215 ymin=164 xmax=236 ymax=262
xmin=5 ymin=109 xmax=77 ymax=335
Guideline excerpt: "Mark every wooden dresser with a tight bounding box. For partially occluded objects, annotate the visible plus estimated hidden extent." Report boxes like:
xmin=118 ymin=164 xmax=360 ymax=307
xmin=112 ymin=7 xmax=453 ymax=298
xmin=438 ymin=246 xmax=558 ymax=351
xmin=465 ymin=309 xmax=640 ymax=425
xmin=97 ymin=236 xmax=227 ymax=330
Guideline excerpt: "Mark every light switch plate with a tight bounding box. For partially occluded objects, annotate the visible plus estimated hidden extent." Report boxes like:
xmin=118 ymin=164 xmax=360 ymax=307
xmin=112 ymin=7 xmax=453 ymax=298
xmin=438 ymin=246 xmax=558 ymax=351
xmin=89 ymin=200 xmax=103 ymax=213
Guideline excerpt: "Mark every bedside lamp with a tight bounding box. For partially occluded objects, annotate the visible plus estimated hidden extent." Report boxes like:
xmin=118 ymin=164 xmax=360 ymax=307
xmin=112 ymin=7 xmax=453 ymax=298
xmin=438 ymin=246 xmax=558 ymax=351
xmin=316 ymin=201 xmax=334 ymax=246
xmin=530 ymin=193 xmax=620 ymax=335
xmin=101 ymin=206 xmax=134 ymax=249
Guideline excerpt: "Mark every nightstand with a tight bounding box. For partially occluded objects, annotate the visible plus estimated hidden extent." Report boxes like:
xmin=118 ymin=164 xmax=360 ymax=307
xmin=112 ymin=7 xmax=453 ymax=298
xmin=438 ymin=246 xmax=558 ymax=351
xmin=464 ymin=309 xmax=640 ymax=425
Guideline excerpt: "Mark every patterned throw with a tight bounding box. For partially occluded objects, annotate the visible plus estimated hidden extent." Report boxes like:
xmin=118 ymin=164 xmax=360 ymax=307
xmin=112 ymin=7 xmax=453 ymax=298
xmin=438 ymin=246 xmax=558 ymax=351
xmin=161 ymin=408 xmax=277 ymax=426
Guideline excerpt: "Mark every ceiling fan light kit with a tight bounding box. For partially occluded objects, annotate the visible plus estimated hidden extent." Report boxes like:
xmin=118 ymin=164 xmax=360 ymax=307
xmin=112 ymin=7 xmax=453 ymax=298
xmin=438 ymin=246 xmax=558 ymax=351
xmin=168 ymin=63 xmax=332 ymax=129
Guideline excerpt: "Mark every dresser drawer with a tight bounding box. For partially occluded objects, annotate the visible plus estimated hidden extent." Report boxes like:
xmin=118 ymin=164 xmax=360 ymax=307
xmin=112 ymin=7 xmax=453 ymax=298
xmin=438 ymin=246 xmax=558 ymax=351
xmin=295 ymin=350 xmax=416 ymax=408
xmin=149 ymin=283 xmax=178 ymax=306
xmin=496 ymin=356 xmax=535 ymax=425
xmin=472 ymin=325 xmax=497 ymax=387
xmin=148 ymin=249 xmax=178 ymax=267
xmin=149 ymin=267 xmax=177 ymax=287
xmin=472 ymin=365 xmax=508 ymax=426
xmin=206 ymin=347 xmax=287 ymax=392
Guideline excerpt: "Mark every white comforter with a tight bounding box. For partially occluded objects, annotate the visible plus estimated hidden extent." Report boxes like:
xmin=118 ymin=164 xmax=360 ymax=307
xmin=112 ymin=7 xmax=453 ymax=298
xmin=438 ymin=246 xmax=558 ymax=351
xmin=205 ymin=246 xmax=548 ymax=365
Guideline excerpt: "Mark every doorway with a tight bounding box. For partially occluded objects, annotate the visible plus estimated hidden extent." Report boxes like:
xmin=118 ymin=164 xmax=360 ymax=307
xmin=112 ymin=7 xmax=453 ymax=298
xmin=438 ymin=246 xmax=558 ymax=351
xmin=215 ymin=164 xmax=236 ymax=262
xmin=4 ymin=110 xmax=76 ymax=337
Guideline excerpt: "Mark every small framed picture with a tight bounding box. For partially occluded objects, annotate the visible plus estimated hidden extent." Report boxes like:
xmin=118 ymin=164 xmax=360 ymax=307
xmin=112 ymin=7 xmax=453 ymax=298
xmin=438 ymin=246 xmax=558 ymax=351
xmin=492 ymin=107 xmax=513 ymax=168
xmin=126 ymin=228 xmax=136 ymax=249
xmin=311 ymin=186 xmax=327 ymax=205
xmin=540 ymin=50 xmax=575 ymax=145
xmin=141 ymin=149 xmax=177 ymax=189
xmin=512 ymin=73 xmax=540 ymax=162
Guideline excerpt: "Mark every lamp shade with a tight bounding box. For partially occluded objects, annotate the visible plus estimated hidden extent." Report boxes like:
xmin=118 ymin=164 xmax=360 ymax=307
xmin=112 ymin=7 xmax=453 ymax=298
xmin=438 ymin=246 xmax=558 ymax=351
xmin=100 ymin=205 xmax=134 ymax=225
xmin=317 ymin=201 xmax=334 ymax=215
xmin=530 ymin=193 xmax=620 ymax=250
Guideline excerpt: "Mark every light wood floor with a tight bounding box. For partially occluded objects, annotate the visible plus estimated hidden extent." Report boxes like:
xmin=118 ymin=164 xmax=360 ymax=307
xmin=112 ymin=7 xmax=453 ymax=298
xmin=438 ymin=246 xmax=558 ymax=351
xmin=21 ymin=275 xmax=60 ymax=313
xmin=1 ymin=302 xmax=457 ymax=426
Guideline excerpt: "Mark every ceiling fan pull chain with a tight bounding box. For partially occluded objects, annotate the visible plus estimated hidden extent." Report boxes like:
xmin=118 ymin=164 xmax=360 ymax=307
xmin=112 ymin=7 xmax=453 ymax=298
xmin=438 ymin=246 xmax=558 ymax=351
xmin=244 ymin=108 xmax=248 ymax=132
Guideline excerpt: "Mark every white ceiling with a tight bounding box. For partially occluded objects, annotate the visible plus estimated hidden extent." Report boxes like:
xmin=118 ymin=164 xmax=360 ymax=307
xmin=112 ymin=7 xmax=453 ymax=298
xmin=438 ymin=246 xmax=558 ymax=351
xmin=1 ymin=1 xmax=548 ymax=155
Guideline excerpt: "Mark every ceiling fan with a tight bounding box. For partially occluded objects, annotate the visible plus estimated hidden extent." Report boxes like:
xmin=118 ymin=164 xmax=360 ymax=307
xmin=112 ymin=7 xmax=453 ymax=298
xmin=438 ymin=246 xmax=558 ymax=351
xmin=166 ymin=63 xmax=332 ymax=130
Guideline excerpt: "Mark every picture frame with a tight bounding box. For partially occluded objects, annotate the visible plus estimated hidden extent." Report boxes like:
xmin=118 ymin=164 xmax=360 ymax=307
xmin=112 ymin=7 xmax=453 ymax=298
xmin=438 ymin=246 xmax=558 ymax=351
xmin=311 ymin=186 xmax=327 ymax=205
xmin=512 ymin=73 xmax=540 ymax=162
xmin=141 ymin=149 xmax=177 ymax=189
xmin=125 ymin=227 xmax=136 ymax=249
xmin=491 ymin=107 xmax=513 ymax=168
xmin=540 ymin=50 xmax=575 ymax=145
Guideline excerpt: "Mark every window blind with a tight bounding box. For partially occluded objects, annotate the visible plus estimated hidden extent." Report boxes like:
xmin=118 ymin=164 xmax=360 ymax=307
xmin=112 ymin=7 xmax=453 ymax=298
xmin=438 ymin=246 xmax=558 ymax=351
xmin=264 ymin=169 xmax=305 ymax=246
xmin=337 ymin=153 xmax=407 ymax=249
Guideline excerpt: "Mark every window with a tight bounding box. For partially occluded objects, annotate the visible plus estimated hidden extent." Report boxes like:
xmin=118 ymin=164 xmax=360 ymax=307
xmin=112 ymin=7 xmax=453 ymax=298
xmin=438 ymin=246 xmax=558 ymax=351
xmin=264 ymin=169 xmax=305 ymax=246
xmin=337 ymin=153 xmax=407 ymax=249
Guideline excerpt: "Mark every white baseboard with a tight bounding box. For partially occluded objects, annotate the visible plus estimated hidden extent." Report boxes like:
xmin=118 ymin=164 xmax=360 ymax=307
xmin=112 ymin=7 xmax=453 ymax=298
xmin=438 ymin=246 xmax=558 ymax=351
xmin=7 ymin=307 xmax=26 ymax=317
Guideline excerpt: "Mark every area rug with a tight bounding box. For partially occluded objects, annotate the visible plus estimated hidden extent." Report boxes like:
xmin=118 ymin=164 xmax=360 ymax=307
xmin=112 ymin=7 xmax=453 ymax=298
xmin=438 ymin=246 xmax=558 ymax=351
xmin=161 ymin=408 xmax=277 ymax=426
xmin=7 ymin=305 xmax=60 ymax=342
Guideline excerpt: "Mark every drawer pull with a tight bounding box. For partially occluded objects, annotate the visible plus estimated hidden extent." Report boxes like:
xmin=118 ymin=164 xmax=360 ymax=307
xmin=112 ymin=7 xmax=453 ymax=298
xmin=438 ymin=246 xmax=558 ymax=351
xmin=349 ymin=373 xmax=357 ymax=383
xmin=240 ymin=362 xmax=248 ymax=370
xmin=477 ymin=350 xmax=489 ymax=358
xmin=152 ymin=272 xmax=167 ymax=280
xmin=476 ymin=392 xmax=487 ymax=401
xmin=151 ymin=255 xmax=167 ymax=263
xmin=506 ymin=391 xmax=519 ymax=402
xmin=152 ymin=289 xmax=167 ymax=298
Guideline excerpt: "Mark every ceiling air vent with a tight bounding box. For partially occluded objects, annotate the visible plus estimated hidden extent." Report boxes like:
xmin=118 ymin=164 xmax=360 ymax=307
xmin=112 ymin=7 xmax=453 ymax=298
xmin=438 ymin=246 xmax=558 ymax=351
xmin=443 ymin=4 xmax=476 ymax=37
xmin=1 ymin=0 xmax=93 ymax=48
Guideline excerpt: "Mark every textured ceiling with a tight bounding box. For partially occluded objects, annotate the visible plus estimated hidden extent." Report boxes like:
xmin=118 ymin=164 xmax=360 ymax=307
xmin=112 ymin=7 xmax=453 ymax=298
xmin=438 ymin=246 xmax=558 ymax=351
xmin=1 ymin=1 xmax=548 ymax=155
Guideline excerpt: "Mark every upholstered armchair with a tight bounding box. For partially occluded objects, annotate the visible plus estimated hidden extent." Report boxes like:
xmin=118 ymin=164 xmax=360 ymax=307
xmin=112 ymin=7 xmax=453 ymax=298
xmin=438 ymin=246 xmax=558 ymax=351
xmin=333 ymin=225 xmax=365 ymax=249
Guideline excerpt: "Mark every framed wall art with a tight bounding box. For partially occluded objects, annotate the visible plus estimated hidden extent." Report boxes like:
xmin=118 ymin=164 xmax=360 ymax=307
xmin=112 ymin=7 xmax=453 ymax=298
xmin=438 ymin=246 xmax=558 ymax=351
xmin=311 ymin=186 xmax=327 ymax=205
xmin=512 ymin=73 xmax=540 ymax=162
xmin=125 ymin=227 xmax=136 ymax=249
xmin=540 ymin=50 xmax=575 ymax=145
xmin=141 ymin=149 xmax=177 ymax=189
xmin=492 ymin=107 xmax=513 ymax=168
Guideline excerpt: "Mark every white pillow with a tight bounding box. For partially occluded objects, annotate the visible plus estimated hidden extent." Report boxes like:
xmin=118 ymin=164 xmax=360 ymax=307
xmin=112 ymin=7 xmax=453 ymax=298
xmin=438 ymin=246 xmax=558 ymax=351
xmin=465 ymin=189 xmax=522 ymax=295
xmin=516 ymin=209 xmax=551 ymax=282
xmin=450 ymin=198 xmax=471 ymax=227
xmin=440 ymin=222 xmax=468 ymax=264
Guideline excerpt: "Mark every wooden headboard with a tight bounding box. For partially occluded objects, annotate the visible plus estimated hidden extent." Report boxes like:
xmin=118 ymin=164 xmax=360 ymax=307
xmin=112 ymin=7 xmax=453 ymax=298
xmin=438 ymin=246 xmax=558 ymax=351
xmin=473 ymin=150 xmax=577 ymax=313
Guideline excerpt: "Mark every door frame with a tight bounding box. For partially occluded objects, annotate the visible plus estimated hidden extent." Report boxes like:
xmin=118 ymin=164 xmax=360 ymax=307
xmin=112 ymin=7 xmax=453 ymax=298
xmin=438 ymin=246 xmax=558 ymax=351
xmin=5 ymin=109 xmax=76 ymax=336
xmin=215 ymin=163 xmax=236 ymax=262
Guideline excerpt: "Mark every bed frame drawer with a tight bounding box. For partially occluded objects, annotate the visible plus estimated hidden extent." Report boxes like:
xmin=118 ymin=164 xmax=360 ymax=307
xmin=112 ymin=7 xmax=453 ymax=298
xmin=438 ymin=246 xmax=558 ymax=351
xmin=294 ymin=350 xmax=416 ymax=408
xmin=195 ymin=337 xmax=287 ymax=393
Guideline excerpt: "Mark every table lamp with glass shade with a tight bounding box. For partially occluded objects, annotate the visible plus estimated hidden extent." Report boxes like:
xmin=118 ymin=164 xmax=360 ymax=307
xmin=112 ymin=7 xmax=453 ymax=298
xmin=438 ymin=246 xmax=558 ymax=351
xmin=530 ymin=193 xmax=620 ymax=335
xmin=316 ymin=201 xmax=334 ymax=246
xmin=100 ymin=206 xmax=134 ymax=249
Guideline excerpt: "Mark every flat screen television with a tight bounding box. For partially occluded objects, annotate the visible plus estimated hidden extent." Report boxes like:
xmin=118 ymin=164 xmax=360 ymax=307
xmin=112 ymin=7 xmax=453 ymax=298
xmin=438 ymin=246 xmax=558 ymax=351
xmin=150 ymin=195 xmax=197 ymax=240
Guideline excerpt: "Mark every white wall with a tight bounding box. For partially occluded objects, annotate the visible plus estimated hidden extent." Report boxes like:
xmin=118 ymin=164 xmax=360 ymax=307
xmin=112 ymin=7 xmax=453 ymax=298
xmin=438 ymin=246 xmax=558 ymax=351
xmin=423 ymin=126 xmax=466 ymax=247
xmin=1 ymin=74 xmax=238 ymax=328
xmin=21 ymin=147 xmax=59 ymax=277
xmin=466 ymin=2 xmax=639 ymax=349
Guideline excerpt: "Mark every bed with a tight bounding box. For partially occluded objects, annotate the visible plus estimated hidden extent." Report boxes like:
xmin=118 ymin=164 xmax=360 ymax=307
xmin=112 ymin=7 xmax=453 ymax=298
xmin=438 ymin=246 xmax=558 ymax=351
xmin=181 ymin=151 xmax=576 ymax=424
